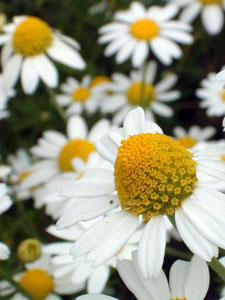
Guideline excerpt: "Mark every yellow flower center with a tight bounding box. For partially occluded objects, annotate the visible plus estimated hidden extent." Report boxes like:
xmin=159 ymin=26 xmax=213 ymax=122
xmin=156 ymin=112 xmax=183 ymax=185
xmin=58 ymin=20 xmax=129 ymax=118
xmin=19 ymin=269 xmax=54 ymax=300
xmin=13 ymin=17 xmax=53 ymax=57
xmin=127 ymin=81 xmax=155 ymax=107
xmin=58 ymin=139 xmax=96 ymax=172
xmin=221 ymin=90 xmax=225 ymax=101
xmin=71 ymin=87 xmax=90 ymax=102
xmin=130 ymin=19 xmax=160 ymax=40
xmin=177 ymin=136 xmax=197 ymax=149
xmin=19 ymin=171 xmax=31 ymax=183
xmin=91 ymin=76 xmax=110 ymax=87
xmin=200 ymin=0 xmax=222 ymax=4
xmin=221 ymin=155 xmax=225 ymax=162
xmin=114 ymin=133 xmax=197 ymax=221
xmin=171 ymin=298 xmax=186 ymax=300
xmin=17 ymin=239 xmax=42 ymax=263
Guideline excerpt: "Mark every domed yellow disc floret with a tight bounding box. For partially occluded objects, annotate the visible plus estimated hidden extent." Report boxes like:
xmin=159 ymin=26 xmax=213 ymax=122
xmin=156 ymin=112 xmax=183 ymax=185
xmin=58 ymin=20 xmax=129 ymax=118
xmin=130 ymin=19 xmax=160 ymax=40
xmin=200 ymin=0 xmax=222 ymax=4
xmin=126 ymin=81 xmax=155 ymax=107
xmin=114 ymin=133 xmax=197 ymax=221
xmin=177 ymin=136 xmax=197 ymax=149
xmin=13 ymin=17 xmax=53 ymax=57
xmin=20 ymin=269 xmax=54 ymax=300
xmin=58 ymin=139 xmax=96 ymax=172
xmin=71 ymin=87 xmax=90 ymax=102
xmin=91 ymin=76 xmax=110 ymax=87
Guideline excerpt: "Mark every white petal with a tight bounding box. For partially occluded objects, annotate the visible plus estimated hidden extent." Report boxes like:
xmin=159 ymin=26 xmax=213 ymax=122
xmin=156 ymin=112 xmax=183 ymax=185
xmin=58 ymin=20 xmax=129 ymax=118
xmin=33 ymin=55 xmax=58 ymax=87
xmin=123 ymin=107 xmax=145 ymax=139
xmin=201 ymin=5 xmax=224 ymax=35
xmin=3 ymin=54 xmax=22 ymax=91
xmin=179 ymin=3 xmax=201 ymax=23
xmin=67 ymin=115 xmax=87 ymax=140
xmin=87 ymin=266 xmax=110 ymax=294
xmin=21 ymin=58 xmax=39 ymax=94
xmin=132 ymin=42 xmax=149 ymax=68
xmin=169 ymin=260 xmax=190 ymax=299
xmin=88 ymin=119 xmax=110 ymax=143
xmin=77 ymin=295 xmax=117 ymax=300
xmin=137 ymin=216 xmax=166 ymax=279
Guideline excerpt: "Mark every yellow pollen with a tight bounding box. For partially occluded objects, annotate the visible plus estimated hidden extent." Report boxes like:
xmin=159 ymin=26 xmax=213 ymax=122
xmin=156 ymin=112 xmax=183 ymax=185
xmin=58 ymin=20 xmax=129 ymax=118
xmin=13 ymin=17 xmax=53 ymax=57
xmin=58 ymin=139 xmax=96 ymax=172
xmin=126 ymin=81 xmax=155 ymax=107
xmin=19 ymin=171 xmax=32 ymax=183
xmin=221 ymin=155 xmax=225 ymax=162
xmin=171 ymin=298 xmax=186 ymax=300
xmin=71 ymin=87 xmax=90 ymax=102
xmin=177 ymin=136 xmax=197 ymax=149
xmin=221 ymin=90 xmax=225 ymax=102
xmin=130 ymin=19 xmax=160 ymax=40
xmin=200 ymin=0 xmax=222 ymax=4
xmin=19 ymin=269 xmax=54 ymax=300
xmin=91 ymin=76 xmax=110 ymax=87
xmin=114 ymin=133 xmax=197 ymax=221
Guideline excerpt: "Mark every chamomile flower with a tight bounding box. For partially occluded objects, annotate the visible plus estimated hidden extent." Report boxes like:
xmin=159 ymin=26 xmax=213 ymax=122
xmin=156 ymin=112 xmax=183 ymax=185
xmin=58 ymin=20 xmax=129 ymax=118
xmin=0 ymin=253 xmax=84 ymax=299
xmin=58 ymin=107 xmax=225 ymax=280
xmin=44 ymin=224 xmax=139 ymax=294
xmin=0 ymin=16 xmax=85 ymax=94
xmin=99 ymin=2 xmax=193 ymax=67
xmin=21 ymin=116 xmax=111 ymax=190
xmin=56 ymin=75 xmax=110 ymax=116
xmin=77 ymin=255 xmax=210 ymax=300
xmin=101 ymin=61 xmax=180 ymax=124
xmin=8 ymin=149 xmax=32 ymax=200
xmin=196 ymin=71 xmax=225 ymax=117
xmin=0 ymin=183 xmax=12 ymax=214
xmin=171 ymin=0 xmax=225 ymax=35
xmin=173 ymin=125 xmax=216 ymax=150
xmin=0 ymin=242 xmax=10 ymax=260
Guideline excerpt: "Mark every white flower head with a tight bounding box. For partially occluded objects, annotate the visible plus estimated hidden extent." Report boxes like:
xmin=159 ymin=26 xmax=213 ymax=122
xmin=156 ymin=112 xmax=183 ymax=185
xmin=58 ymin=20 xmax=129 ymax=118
xmin=101 ymin=61 xmax=180 ymax=124
xmin=0 ymin=242 xmax=10 ymax=260
xmin=197 ymin=71 xmax=225 ymax=117
xmin=99 ymin=2 xmax=193 ymax=67
xmin=21 ymin=116 xmax=111 ymax=190
xmin=58 ymin=107 xmax=225 ymax=280
xmin=170 ymin=0 xmax=225 ymax=35
xmin=0 ymin=16 xmax=86 ymax=94
xmin=56 ymin=75 xmax=110 ymax=116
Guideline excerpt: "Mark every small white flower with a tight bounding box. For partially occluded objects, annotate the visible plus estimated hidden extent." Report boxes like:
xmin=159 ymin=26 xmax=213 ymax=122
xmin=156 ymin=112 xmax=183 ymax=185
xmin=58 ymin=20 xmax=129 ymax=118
xmin=8 ymin=149 xmax=32 ymax=200
xmin=21 ymin=116 xmax=111 ymax=190
xmin=99 ymin=2 xmax=193 ymax=67
xmin=173 ymin=125 xmax=216 ymax=150
xmin=57 ymin=107 xmax=225 ymax=279
xmin=0 ymin=16 xmax=85 ymax=94
xmin=56 ymin=75 xmax=110 ymax=116
xmin=196 ymin=71 xmax=225 ymax=117
xmin=0 ymin=183 xmax=12 ymax=215
xmin=170 ymin=0 xmax=225 ymax=35
xmin=101 ymin=61 xmax=180 ymax=124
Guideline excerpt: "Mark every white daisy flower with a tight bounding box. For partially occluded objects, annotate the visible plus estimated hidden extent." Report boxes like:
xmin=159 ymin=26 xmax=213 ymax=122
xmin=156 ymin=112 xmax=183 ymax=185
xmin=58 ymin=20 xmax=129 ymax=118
xmin=0 ymin=16 xmax=85 ymax=94
xmin=170 ymin=0 xmax=225 ymax=35
xmin=58 ymin=107 xmax=225 ymax=280
xmin=0 ymin=242 xmax=10 ymax=260
xmin=7 ymin=149 xmax=32 ymax=200
xmin=0 ymin=183 xmax=12 ymax=215
xmin=21 ymin=116 xmax=111 ymax=190
xmin=32 ymin=152 xmax=112 ymax=217
xmin=173 ymin=125 xmax=216 ymax=150
xmin=101 ymin=61 xmax=180 ymax=124
xmin=98 ymin=2 xmax=193 ymax=67
xmin=0 ymin=253 xmax=84 ymax=299
xmin=77 ymin=254 xmax=210 ymax=300
xmin=43 ymin=224 xmax=139 ymax=294
xmin=56 ymin=75 xmax=110 ymax=116
xmin=196 ymin=71 xmax=225 ymax=117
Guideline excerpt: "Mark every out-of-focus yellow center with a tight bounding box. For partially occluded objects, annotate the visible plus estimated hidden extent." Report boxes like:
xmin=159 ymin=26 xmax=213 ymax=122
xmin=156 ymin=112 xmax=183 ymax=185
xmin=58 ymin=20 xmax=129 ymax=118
xmin=126 ymin=81 xmax=155 ymax=107
xmin=71 ymin=87 xmax=90 ymax=102
xmin=177 ymin=136 xmax=197 ymax=149
xmin=171 ymin=298 xmax=187 ymax=300
xmin=58 ymin=139 xmax=96 ymax=172
xmin=19 ymin=269 xmax=54 ymax=300
xmin=200 ymin=0 xmax=222 ymax=4
xmin=13 ymin=17 xmax=53 ymax=56
xmin=91 ymin=76 xmax=110 ymax=87
xmin=221 ymin=155 xmax=225 ymax=162
xmin=19 ymin=171 xmax=32 ymax=183
xmin=130 ymin=19 xmax=160 ymax=40
xmin=114 ymin=133 xmax=197 ymax=221
xmin=221 ymin=90 xmax=225 ymax=101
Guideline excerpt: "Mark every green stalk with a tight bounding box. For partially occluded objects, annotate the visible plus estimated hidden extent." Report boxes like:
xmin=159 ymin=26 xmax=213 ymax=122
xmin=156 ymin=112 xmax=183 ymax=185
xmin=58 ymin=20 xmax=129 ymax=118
xmin=140 ymin=60 xmax=148 ymax=109
xmin=166 ymin=246 xmax=191 ymax=260
xmin=0 ymin=267 xmax=35 ymax=300
xmin=209 ymin=258 xmax=225 ymax=283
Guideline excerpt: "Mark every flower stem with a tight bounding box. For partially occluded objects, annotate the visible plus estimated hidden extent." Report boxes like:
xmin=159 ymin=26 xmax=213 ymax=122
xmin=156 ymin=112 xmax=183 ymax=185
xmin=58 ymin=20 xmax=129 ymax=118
xmin=45 ymin=84 xmax=68 ymax=122
xmin=209 ymin=258 xmax=225 ymax=283
xmin=140 ymin=60 xmax=147 ymax=109
xmin=0 ymin=267 xmax=35 ymax=300
xmin=166 ymin=246 xmax=191 ymax=260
